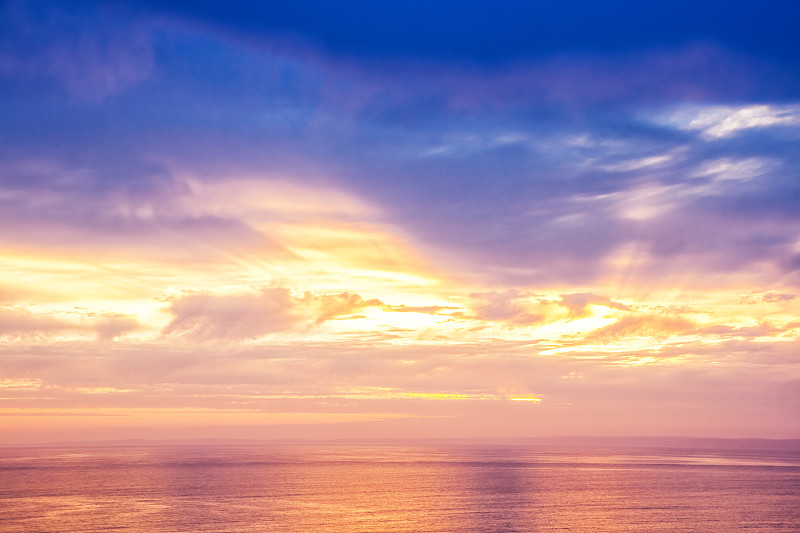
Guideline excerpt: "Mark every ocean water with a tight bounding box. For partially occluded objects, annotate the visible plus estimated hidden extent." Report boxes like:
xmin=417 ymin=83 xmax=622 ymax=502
xmin=1 ymin=444 xmax=799 ymax=532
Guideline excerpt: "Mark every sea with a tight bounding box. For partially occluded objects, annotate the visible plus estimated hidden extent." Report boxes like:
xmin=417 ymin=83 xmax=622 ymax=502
xmin=1 ymin=443 xmax=799 ymax=532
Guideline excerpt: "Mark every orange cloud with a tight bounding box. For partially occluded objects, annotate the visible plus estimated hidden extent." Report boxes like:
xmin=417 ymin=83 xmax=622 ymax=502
xmin=164 ymin=288 xmax=385 ymax=339
xmin=0 ymin=307 xmax=72 ymax=339
xmin=468 ymin=289 xmax=544 ymax=325
xmin=301 ymin=291 xmax=383 ymax=325
xmin=558 ymin=292 xmax=631 ymax=318
xmin=381 ymin=305 xmax=458 ymax=315
xmin=164 ymin=288 xmax=299 ymax=340
xmin=94 ymin=314 xmax=141 ymax=341
xmin=762 ymin=292 xmax=796 ymax=303
xmin=0 ymin=307 xmax=138 ymax=341
xmin=587 ymin=314 xmax=695 ymax=340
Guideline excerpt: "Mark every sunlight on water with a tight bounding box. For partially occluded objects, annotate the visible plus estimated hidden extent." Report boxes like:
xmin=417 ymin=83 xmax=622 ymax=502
xmin=1 ymin=444 xmax=799 ymax=532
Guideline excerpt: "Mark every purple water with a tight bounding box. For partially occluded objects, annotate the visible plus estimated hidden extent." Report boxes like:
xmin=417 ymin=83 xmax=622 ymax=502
xmin=2 ymin=444 xmax=799 ymax=532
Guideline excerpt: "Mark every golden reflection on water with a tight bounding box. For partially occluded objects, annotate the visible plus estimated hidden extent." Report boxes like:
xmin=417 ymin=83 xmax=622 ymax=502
xmin=1 ymin=445 xmax=799 ymax=532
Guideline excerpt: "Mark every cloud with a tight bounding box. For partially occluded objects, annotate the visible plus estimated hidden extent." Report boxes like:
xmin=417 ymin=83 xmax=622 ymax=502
xmin=164 ymin=288 xmax=299 ymax=340
xmin=762 ymin=292 xmax=796 ymax=303
xmin=165 ymin=288 xmax=384 ymax=340
xmin=690 ymin=158 xmax=772 ymax=181
xmin=586 ymin=314 xmax=695 ymax=340
xmin=382 ymin=305 xmax=457 ymax=315
xmin=0 ymin=307 xmax=74 ymax=339
xmin=0 ymin=307 xmax=137 ymax=341
xmin=469 ymin=290 xmax=544 ymax=325
xmin=301 ymin=292 xmax=383 ymax=325
xmin=698 ymin=323 xmax=779 ymax=339
xmin=2 ymin=8 xmax=798 ymax=291
xmin=674 ymin=104 xmax=800 ymax=139
xmin=0 ymin=1 xmax=156 ymax=99
xmin=558 ymin=293 xmax=630 ymax=318
xmin=94 ymin=314 xmax=140 ymax=341
xmin=0 ymin=284 xmax=40 ymax=304
xmin=2 ymin=332 xmax=798 ymax=440
xmin=3 ymin=0 xmax=800 ymax=442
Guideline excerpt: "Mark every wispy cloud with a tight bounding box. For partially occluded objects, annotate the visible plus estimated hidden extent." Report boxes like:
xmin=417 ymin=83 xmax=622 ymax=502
xmin=0 ymin=1 xmax=156 ymax=100
xmin=675 ymin=104 xmax=800 ymax=139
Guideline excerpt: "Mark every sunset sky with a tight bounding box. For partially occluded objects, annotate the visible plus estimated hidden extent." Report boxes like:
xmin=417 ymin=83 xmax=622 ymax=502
xmin=1 ymin=0 xmax=799 ymax=444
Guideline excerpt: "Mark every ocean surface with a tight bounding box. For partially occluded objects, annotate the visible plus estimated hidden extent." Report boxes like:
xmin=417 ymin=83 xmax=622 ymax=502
xmin=1 ymin=443 xmax=799 ymax=532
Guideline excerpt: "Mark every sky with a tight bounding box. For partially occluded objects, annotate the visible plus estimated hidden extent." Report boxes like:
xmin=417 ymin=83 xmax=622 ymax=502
xmin=1 ymin=0 xmax=799 ymax=444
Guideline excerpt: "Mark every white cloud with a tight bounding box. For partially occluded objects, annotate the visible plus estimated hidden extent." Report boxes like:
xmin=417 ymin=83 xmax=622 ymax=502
xmin=666 ymin=104 xmax=800 ymax=139
xmin=690 ymin=157 xmax=771 ymax=181
xmin=602 ymin=153 xmax=675 ymax=172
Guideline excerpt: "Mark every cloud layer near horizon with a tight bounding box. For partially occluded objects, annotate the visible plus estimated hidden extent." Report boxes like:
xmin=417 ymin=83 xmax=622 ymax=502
xmin=1 ymin=0 xmax=799 ymax=442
